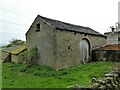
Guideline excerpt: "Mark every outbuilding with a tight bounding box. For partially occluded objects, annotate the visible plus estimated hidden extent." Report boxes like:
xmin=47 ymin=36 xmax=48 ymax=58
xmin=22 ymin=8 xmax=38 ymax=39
xmin=26 ymin=15 xmax=106 ymax=70
xmin=2 ymin=45 xmax=27 ymax=63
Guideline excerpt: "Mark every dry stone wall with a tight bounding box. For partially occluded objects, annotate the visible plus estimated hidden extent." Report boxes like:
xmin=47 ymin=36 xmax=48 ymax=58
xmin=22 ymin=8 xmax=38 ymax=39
xmin=92 ymin=65 xmax=120 ymax=89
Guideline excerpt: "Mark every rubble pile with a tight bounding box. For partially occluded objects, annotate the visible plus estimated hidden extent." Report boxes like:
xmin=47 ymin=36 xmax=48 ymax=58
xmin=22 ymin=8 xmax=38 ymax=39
xmin=92 ymin=65 xmax=120 ymax=89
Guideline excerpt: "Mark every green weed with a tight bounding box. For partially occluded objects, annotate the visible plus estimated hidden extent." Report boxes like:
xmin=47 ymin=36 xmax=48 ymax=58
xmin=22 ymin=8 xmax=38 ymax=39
xmin=2 ymin=61 xmax=117 ymax=88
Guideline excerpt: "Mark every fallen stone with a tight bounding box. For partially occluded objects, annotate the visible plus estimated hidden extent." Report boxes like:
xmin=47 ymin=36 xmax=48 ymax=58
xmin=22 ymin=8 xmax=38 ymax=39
xmin=104 ymin=73 xmax=117 ymax=77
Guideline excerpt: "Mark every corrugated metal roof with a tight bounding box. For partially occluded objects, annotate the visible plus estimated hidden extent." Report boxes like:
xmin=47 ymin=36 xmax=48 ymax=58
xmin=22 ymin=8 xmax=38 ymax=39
xmin=97 ymin=44 xmax=120 ymax=51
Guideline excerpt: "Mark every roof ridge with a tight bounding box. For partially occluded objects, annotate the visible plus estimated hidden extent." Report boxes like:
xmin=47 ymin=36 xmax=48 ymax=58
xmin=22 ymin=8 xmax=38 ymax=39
xmin=38 ymin=15 xmax=104 ymax=36
xmin=38 ymin=15 xmax=91 ymax=29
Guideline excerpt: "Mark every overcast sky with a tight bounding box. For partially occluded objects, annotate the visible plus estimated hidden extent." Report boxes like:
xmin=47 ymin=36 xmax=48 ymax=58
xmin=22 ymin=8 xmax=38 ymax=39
xmin=0 ymin=0 xmax=119 ymax=46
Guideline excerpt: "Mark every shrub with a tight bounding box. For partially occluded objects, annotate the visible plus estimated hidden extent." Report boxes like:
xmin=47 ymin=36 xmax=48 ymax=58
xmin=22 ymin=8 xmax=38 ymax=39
xmin=6 ymin=39 xmax=25 ymax=47
xmin=24 ymin=47 xmax=38 ymax=67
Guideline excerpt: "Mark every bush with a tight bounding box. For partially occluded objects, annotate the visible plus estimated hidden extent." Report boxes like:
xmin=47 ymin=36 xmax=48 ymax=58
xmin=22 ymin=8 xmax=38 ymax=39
xmin=27 ymin=46 xmax=38 ymax=65
xmin=6 ymin=39 xmax=25 ymax=47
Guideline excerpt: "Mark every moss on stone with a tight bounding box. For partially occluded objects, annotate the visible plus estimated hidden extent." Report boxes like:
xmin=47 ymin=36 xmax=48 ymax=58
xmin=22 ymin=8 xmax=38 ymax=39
xmin=11 ymin=45 xmax=26 ymax=55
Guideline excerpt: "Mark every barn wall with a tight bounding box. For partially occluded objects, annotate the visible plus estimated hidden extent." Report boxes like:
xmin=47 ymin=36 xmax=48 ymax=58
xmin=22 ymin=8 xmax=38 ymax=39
xmin=11 ymin=54 xmax=18 ymax=63
xmin=55 ymin=30 xmax=83 ymax=69
xmin=17 ymin=50 xmax=27 ymax=63
xmin=55 ymin=29 xmax=106 ymax=69
xmin=10 ymin=50 xmax=27 ymax=64
xmin=26 ymin=17 xmax=57 ymax=69
xmin=106 ymin=32 xmax=119 ymax=45
xmin=87 ymin=34 xmax=106 ymax=48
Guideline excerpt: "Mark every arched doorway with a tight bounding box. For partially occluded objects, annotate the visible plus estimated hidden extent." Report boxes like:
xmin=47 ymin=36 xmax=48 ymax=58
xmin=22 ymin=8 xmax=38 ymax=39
xmin=80 ymin=39 xmax=90 ymax=64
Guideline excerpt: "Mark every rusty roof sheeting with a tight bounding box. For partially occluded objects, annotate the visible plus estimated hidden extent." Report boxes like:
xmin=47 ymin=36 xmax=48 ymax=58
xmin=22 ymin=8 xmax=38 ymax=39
xmin=97 ymin=44 xmax=120 ymax=51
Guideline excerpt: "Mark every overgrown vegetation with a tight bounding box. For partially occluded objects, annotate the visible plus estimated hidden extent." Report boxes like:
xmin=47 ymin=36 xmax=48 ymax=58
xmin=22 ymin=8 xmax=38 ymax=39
xmin=2 ymin=62 xmax=117 ymax=88
xmin=23 ymin=47 xmax=38 ymax=67
xmin=6 ymin=39 xmax=25 ymax=48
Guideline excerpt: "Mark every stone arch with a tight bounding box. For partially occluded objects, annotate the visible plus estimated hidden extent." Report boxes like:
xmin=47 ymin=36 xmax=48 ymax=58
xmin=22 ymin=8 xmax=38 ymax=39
xmin=80 ymin=38 xmax=90 ymax=64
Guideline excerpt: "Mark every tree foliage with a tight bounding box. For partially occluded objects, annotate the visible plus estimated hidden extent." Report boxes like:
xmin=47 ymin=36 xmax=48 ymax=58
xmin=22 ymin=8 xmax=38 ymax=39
xmin=6 ymin=39 xmax=25 ymax=47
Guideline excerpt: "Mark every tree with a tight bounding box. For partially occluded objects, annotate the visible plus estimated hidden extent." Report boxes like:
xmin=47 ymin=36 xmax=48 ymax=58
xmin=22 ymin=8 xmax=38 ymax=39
xmin=6 ymin=38 xmax=25 ymax=47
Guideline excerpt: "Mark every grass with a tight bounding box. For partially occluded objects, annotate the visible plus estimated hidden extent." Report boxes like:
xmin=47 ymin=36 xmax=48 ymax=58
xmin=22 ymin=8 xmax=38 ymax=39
xmin=2 ymin=61 xmax=117 ymax=88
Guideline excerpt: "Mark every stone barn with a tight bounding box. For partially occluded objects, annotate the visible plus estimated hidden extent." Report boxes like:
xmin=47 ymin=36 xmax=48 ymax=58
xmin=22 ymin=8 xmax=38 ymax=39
xmin=2 ymin=45 xmax=27 ymax=63
xmin=26 ymin=15 xmax=106 ymax=70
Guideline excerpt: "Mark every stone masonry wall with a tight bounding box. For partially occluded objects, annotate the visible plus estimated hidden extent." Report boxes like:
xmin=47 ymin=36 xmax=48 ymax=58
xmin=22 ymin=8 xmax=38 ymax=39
xmin=106 ymin=32 xmax=118 ymax=45
xmin=11 ymin=54 xmax=18 ymax=63
xmin=26 ymin=17 xmax=57 ymax=69
xmin=55 ymin=29 xmax=106 ymax=69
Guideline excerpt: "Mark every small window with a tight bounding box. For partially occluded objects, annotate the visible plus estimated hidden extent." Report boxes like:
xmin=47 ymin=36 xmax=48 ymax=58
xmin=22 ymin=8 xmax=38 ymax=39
xmin=36 ymin=23 xmax=40 ymax=32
